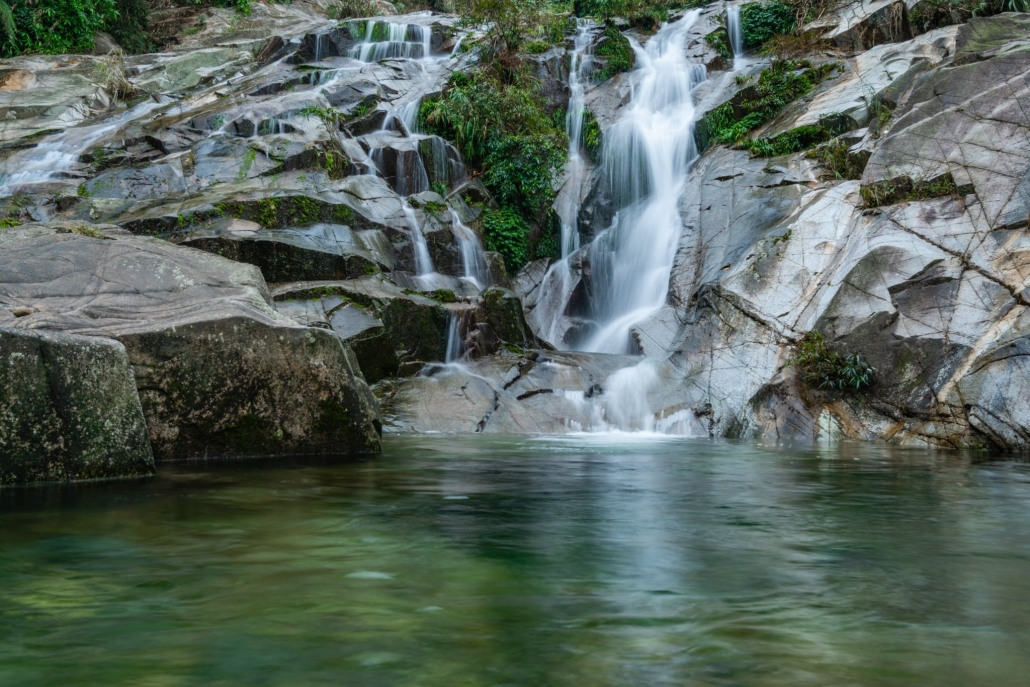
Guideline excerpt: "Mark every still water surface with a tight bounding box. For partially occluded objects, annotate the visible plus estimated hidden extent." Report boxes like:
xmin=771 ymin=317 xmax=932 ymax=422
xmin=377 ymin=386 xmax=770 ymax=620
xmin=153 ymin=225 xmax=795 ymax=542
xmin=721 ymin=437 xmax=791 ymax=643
xmin=1 ymin=436 xmax=1029 ymax=686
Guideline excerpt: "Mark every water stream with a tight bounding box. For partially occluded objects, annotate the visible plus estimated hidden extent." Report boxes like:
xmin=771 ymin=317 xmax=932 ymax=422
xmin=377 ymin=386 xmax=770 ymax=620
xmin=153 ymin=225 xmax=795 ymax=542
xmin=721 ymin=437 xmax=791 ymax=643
xmin=727 ymin=4 xmax=744 ymax=63
xmin=0 ymin=98 xmax=165 ymax=196
xmin=582 ymin=11 xmax=706 ymax=353
xmin=533 ymin=19 xmax=600 ymax=347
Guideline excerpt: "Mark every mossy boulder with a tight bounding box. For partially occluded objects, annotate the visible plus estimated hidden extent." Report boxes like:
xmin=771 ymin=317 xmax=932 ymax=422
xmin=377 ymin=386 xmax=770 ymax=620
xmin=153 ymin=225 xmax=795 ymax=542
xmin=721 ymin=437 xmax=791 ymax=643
xmin=0 ymin=327 xmax=155 ymax=484
xmin=0 ymin=223 xmax=383 ymax=461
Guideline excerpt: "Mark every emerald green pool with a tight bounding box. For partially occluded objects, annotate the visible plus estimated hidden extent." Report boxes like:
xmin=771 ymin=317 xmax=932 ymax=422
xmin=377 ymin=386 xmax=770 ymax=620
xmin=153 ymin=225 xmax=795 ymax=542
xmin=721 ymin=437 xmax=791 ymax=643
xmin=1 ymin=436 xmax=1029 ymax=686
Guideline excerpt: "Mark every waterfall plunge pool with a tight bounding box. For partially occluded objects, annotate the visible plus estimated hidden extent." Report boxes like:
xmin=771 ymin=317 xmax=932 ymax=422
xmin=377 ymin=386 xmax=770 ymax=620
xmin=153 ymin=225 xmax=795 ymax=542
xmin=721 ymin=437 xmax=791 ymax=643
xmin=2 ymin=436 xmax=1029 ymax=685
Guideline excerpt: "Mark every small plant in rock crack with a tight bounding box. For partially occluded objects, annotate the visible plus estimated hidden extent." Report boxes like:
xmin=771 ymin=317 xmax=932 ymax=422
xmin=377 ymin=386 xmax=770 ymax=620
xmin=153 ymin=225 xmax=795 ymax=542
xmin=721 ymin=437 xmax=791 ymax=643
xmin=790 ymin=332 xmax=874 ymax=392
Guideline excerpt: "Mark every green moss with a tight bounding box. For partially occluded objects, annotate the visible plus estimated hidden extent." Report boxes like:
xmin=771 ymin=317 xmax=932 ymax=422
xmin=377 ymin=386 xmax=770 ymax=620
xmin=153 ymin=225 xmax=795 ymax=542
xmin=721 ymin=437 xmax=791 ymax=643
xmin=860 ymin=173 xmax=969 ymax=208
xmin=0 ymin=218 xmax=22 ymax=229
xmin=405 ymin=288 xmax=457 ymax=304
xmin=236 ymin=147 xmax=257 ymax=183
xmin=314 ymin=398 xmax=349 ymax=435
xmin=594 ymin=22 xmax=634 ymax=81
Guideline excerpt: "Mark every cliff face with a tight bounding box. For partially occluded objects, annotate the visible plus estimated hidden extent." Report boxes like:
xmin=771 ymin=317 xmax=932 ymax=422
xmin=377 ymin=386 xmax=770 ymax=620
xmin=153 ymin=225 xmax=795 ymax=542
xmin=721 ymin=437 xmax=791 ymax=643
xmin=571 ymin=8 xmax=1030 ymax=448
xmin=2 ymin=0 xmax=1029 ymax=459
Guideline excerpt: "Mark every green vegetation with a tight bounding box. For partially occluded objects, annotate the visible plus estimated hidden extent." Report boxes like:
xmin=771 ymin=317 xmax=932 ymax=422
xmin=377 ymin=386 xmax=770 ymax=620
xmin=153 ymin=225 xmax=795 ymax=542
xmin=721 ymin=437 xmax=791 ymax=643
xmin=739 ymin=1 xmax=795 ymax=50
xmin=910 ymin=0 xmax=1030 ymax=33
xmin=860 ymin=173 xmax=969 ymax=208
xmin=483 ymin=208 xmax=530 ymax=273
xmin=0 ymin=0 xmax=265 ymax=57
xmin=702 ymin=60 xmax=840 ymax=151
xmin=419 ymin=65 xmax=567 ymax=270
xmin=572 ymin=0 xmax=701 ymax=29
xmin=582 ymin=109 xmax=602 ymax=163
xmin=808 ymin=136 xmax=870 ymax=179
xmin=593 ymin=21 xmax=634 ymax=81
xmin=705 ymin=29 xmax=732 ymax=61
xmin=0 ymin=0 xmax=117 ymax=57
xmin=791 ymin=332 xmax=874 ymax=392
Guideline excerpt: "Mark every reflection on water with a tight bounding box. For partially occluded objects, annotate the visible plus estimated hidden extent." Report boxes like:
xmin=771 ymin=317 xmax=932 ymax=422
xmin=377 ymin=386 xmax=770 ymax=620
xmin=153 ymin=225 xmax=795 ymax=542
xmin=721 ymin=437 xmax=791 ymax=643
xmin=1 ymin=437 xmax=1029 ymax=686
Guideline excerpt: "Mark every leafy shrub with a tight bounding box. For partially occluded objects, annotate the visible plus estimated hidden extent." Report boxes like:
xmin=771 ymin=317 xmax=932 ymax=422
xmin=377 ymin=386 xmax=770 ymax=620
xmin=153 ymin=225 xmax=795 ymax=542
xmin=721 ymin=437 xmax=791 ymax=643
xmin=909 ymin=0 xmax=1029 ymax=33
xmin=705 ymin=29 xmax=732 ymax=61
xmin=1 ymin=0 xmax=118 ymax=57
xmin=791 ymin=332 xmax=874 ymax=392
xmin=593 ymin=20 xmax=634 ymax=81
xmin=573 ymin=0 xmax=696 ymax=27
xmin=419 ymin=68 xmax=567 ymax=220
xmin=483 ymin=207 xmax=530 ymax=273
xmin=702 ymin=60 xmax=839 ymax=148
xmin=107 ymin=0 xmax=152 ymax=53
xmin=808 ymin=137 xmax=869 ymax=180
xmin=582 ymin=108 xmax=602 ymax=163
xmin=739 ymin=1 xmax=794 ymax=50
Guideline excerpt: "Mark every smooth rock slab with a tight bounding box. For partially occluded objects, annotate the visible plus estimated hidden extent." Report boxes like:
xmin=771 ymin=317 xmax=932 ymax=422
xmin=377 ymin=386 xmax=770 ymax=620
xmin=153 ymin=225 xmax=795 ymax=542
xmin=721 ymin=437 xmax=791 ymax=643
xmin=0 ymin=327 xmax=155 ymax=484
xmin=0 ymin=223 xmax=382 ymax=461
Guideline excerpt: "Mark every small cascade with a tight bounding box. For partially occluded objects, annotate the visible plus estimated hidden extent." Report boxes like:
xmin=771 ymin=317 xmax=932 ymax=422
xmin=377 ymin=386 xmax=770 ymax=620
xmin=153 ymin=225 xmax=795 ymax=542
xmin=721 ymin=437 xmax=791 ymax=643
xmin=726 ymin=5 xmax=744 ymax=64
xmin=314 ymin=32 xmax=325 ymax=62
xmin=445 ymin=311 xmax=465 ymax=363
xmin=349 ymin=22 xmax=433 ymax=62
xmin=372 ymin=145 xmax=430 ymax=196
xmin=451 ymin=211 xmax=490 ymax=290
xmin=402 ymin=201 xmax=436 ymax=277
xmin=531 ymin=19 xmax=601 ymax=347
xmin=580 ymin=12 xmax=707 ymax=353
xmin=0 ymin=99 xmax=164 ymax=196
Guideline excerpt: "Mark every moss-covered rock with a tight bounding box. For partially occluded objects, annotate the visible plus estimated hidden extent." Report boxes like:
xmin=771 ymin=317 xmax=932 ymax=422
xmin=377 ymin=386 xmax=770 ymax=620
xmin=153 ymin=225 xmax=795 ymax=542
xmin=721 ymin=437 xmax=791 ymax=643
xmin=0 ymin=327 xmax=155 ymax=484
xmin=0 ymin=223 xmax=383 ymax=461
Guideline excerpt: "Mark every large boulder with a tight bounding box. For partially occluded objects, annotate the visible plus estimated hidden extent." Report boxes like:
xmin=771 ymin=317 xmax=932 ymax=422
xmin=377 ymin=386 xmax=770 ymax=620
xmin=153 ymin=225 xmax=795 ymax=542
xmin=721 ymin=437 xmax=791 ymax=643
xmin=0 ymin=327 xmax=155 ymax=484
xmin=0 ymin=223 xmax=382 ymax=460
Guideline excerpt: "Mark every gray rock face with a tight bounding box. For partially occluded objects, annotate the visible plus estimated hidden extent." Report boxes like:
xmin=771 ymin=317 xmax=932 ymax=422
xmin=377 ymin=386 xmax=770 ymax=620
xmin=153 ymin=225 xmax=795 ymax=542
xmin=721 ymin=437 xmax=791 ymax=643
xmin=0 ymin=223 xmax=382 ymax=460
xmin=0 ymin=327 xmax=155 ymax=484
xmin=861 ymin=14 xmax=1030 ymax=230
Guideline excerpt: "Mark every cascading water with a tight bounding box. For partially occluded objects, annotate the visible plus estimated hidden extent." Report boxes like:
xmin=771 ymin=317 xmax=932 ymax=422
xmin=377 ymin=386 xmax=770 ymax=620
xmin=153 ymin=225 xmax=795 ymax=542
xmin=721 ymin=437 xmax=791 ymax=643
xmin=530 ymin=19 xmax=600 ymax=347
xmin=0 ymin=98 xmax=164 ymax=196
xmin=349 ymin=21 xmax=432 ymax=62
xmin=580 ymin=11 xmax=706 ymax=354
xmin=726 ymin=5 xmax=744 ymax=64
xmin=451 ymin=211 xmax=490 ymax=290
xmin=402 ymin=202 xmax=436 ymax=277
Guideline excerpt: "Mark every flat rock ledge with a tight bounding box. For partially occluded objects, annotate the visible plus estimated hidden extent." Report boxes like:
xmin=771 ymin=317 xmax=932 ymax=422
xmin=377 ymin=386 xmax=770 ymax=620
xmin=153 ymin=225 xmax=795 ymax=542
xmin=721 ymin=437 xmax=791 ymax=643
xmin=0 ymin=222 xmax=383 ymax=481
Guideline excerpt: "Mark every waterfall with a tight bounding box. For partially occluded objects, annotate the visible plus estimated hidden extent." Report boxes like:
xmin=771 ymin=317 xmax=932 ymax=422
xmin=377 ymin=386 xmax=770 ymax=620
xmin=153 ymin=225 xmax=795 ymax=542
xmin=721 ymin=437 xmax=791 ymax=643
xmin=451 ymin=211 xmax=490 ymax=290
xmin=402 ymin=201 xmax=436 ymax=277
xmin=445 ymin=312 xmax=464 ymax=363
xmin=349 ymin=22 xmax=433 ymax=62
xmin=726 ymin=5 xmax=744 ymax=63
xmin=530 ymin=19 xmax=601 ymax=347
xmin=580 ymin=12 xmax=706 ymax=354
xmin=0 ymin=99 xmax=164 ymax=196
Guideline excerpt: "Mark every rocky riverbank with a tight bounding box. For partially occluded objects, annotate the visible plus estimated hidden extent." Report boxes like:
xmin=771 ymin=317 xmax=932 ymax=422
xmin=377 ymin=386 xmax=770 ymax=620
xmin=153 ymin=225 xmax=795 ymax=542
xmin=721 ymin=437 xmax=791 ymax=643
xmin=2 ymin=0 xmax=1029 ymax=483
